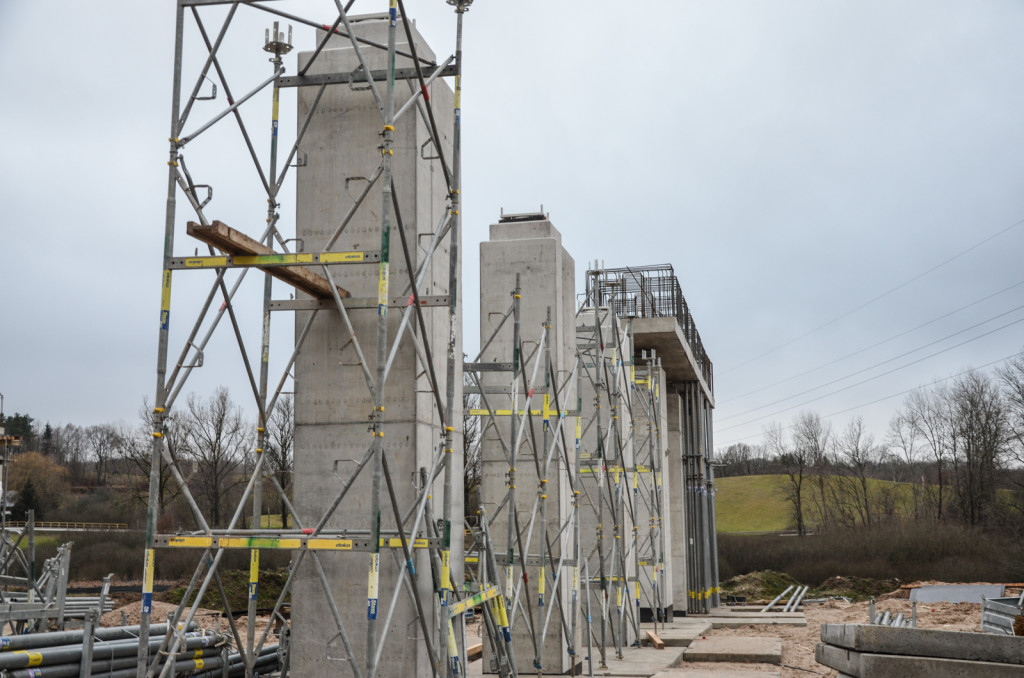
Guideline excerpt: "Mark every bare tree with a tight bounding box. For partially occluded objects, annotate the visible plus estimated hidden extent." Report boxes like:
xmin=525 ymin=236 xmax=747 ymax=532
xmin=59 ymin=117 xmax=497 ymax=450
xmin=264 ymin=395 xmax=294 ymax=528
xmin=180 ymin=387 xmax=251 ymax=527
xmin=766 ymin=421 xmax=807 ymax=535
xmin=52 ymin=424 xmax=87 ymax=486
xmin=793 ymin=411 xmax=832 ymax=529
xmin=836 ymin=417 xmax=878 ymax=527
xmin=904 ymin=387 xmax=952 ymax=520
xmin=114 ymin=400 xmax=186 ymax=518
xmin=997 ymin=349 xmax=1024 ymax=515
xmin=887 ymin=412 xmax=923 ymax=520
xmin=86 ymin=424 xmax=117 ymax=486
xmin=947 ymin=372 xmax=1006 ymax=526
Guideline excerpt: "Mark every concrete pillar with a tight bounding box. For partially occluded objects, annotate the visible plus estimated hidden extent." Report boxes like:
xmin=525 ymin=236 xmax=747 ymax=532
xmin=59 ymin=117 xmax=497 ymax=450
xmin=666 ymin=388 xmax=688 ymax=616
xmin=631 ymin=361 xmax=672 ymax=622
xmin=477 ymin=214 xmax=577 ymax=673
xmin=291 ymin=16 xmax=459 ymax=677
xmin=575 ymin=307 xmax=637 ymax=651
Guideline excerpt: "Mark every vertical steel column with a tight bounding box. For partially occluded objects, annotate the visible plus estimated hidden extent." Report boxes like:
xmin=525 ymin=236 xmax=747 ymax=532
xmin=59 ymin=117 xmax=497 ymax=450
xmin=439 ymin=3 xmax=468 ymax=674
xmin=139 ymin=5 xmax=185 ymax=676
xmin=365 ymin=3 xmax=400 ymax=672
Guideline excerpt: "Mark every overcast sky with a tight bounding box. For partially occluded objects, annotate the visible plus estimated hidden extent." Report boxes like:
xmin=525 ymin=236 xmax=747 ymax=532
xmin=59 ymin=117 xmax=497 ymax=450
xmin=2 ymin=1 xmax=1024 ymax=451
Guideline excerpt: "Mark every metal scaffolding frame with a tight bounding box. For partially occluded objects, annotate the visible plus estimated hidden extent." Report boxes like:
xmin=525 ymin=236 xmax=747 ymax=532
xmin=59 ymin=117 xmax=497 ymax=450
xmin=586 ymin=264 xmax=719 ymax=615
xmin=463 ymin=279 xmax=674 ymax=676
xmin=141 ymin=2 xmax=471 ymax=677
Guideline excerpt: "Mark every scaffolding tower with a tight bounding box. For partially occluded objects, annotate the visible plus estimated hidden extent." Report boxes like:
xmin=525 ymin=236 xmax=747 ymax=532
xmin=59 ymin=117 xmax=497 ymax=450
xmin=140 ymin=2 xmax=473 ymax=677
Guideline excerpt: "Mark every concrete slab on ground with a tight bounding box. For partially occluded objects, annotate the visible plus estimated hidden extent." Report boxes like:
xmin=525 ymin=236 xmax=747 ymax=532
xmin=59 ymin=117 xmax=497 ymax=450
xmin=909 ymin=584 xmax=1004 ymax=604
xmin=708 ymin=608 xmax=804 ymax=618
xmin=822 ymin=623 xmax=1024 ymax=665
xmin=656 ymin=621 xmax=713 ymax=647
xmin=705 ymin=615 xmax=806 ymax=628
xmin=816 ymin=642 xmax=1024 ymax=677
xmin=683 ymin=636 xmax=782 ymax=664
xmin=653 ymin=670 xmax=780 ymax=678
xmin=589 ymin=645 xmax=686 ymax=677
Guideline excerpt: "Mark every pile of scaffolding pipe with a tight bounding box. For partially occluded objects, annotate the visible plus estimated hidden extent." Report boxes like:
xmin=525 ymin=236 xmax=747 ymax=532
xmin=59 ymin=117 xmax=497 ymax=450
xmin=784 ymin=585 xmax=809 ymax=612
xmin=0 ymin=629 xmax=222 ymax=678
xmin=0 ymin=623 xmax=196 ymax=652
xmin=761 ymin=584 xmax=808 ymax=613
xmin=192 ymin=644 xmax=280 ymax=677
xmin=0 ymin=596 xmax=115 ymax=617
xmin=868 ymin=599 xmax=916 ymax=628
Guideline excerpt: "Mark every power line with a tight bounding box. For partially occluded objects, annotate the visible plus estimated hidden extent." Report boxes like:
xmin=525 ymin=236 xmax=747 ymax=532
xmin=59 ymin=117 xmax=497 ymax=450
xmin=716 ymin=314 xmax=1024 ymax=433
xmin=715 ymin=352 xmax=1020 ymax=447
xmin=719 ymin=216 xmax=1024 ymax=376
xmin=718 ymin=278 xmax=1024 ymax=405
xmin=718 ymin=302 xmax=1024 ymax=421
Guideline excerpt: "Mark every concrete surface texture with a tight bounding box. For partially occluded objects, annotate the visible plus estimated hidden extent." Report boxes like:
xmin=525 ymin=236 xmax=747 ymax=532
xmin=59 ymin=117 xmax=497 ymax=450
xmin=815 ymin=642 xmax=1024 ymax=677
xmin=821 ymin=623 xmax=1024 ymax=664
xmin=909 ymin=583 xmax=1006 ymax=603
xmin=291 ymin=15 xmax=460 ymax=678
xmin=476 ymin=215 xmax=578 ymax=673
xmin=630 ymin=361 xmax=675 ymax=621
xmin=683 ymin=636 xmax=783 ymax=664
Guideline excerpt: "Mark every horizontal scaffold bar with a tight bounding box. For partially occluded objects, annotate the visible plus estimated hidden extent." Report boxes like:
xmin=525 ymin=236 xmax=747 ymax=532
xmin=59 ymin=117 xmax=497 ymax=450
xmin=270 ymin=295 xmax=449 ymax=311
xmin=278 ymin=63 xmax=458 ymax=88
xmin=463 ymin=362 xmax=514 ymax=372
xmin=154 ymin=535 xmax=440 ymax=551
xmin=494 ymin=555 xmax=576 ymax=567
xmin=578 ymin=465 xmax=656 ymax=474
xmin=168 ymin=251 xmax=379 ymax=269
xmin=467 ymin=408 xmax=574 ymax=417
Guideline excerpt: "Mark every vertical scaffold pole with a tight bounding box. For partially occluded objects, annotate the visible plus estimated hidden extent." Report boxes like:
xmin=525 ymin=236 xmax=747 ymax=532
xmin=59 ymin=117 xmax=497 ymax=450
xmin=139 ymin=5 xmax=185 ymax=677
xmin=366 ymin=2 xmax=399 ymax=673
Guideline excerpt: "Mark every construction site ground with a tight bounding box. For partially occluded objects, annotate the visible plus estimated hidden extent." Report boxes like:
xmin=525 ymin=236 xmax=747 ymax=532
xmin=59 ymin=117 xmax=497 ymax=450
xmin=94 ymin=581 xmax=1006 ymax=677
xmin=461 ymin=594 xmax=989 ymax=677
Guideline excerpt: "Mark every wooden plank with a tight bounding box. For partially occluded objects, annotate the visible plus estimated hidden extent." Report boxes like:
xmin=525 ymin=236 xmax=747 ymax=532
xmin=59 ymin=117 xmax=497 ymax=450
xmin=646 ymin=630 xmax=665 ymax=650
xmin=466 ymin=643 xmax=483 ymax=662
xmin=187 ymin=221 xmax=350 ymax=299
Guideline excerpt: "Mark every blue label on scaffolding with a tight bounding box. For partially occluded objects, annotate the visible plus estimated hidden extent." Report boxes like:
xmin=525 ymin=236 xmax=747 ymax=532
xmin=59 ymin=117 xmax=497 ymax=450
xmin=389 ymin=7 xmax=397 ymax=25
xmin=143 ymin=592 xmax=153 ymax=614
xmin=0 ymin=638 xmax=10 ymax=649
xmin=249 ymin=583 xmax=258 ymax=601
xmin=368 ymin=597 xmax=378 ymax=620
xmin=160 ymin=310 xmax=170 ymax=331
xmin=502 ymin=627 xmax=511 ymax=642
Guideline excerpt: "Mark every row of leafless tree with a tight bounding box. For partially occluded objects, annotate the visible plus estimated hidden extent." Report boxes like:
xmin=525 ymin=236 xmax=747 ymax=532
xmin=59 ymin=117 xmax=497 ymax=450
xmin=718 ymin=349 xmax=1024 ymax=534
xmin=8 ymin=389 xmax=294 ymax=529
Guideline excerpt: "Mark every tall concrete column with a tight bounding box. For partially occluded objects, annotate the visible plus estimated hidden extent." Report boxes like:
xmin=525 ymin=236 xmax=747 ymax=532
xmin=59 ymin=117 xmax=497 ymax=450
xmin=666 ymin=388 xmax=688 ymax=616
xmin=576 ymin=306 xmax=637 ymax=652
xmin=291 ymin=17 xmax=459 ymax=677
xmin=631 ymin=361 xmax=672 ymax=622
xmin=476 ymin=213 xmax=577 ymax=674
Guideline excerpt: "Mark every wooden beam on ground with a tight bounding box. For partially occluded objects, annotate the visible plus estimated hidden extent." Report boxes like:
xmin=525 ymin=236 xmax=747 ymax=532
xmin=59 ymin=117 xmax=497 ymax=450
xmin=646 ymin=630 xmax=665 ymax=649
xmin=187 ymin=221 xmax=350 ymax=299
xmin=466 ymin=643 xmax=483 ymax=662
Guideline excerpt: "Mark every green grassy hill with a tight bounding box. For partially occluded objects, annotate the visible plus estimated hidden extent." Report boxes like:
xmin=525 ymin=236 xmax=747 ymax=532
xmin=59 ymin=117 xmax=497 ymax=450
xmin=714 ymin=475 xmax=794 ymax=533
xmin=713 ymin=474 xmax=932 ymax=533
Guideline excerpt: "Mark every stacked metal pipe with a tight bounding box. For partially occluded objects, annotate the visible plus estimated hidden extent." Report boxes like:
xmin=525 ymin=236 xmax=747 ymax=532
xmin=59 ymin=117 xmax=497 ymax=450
xmin=0 ymin=624 xmax=252 ymax=678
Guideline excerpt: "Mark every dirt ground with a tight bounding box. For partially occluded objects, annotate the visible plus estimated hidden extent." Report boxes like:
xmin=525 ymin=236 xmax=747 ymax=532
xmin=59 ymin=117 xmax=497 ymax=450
xmin=101 ymin=600 xmax=279 ymax=649
xmin=98 ymin=584 xmax=1016 ymax=677
xmin=686 ymin=593 xmax=1006 ymax=677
